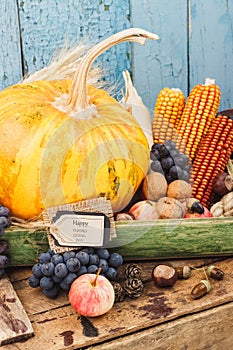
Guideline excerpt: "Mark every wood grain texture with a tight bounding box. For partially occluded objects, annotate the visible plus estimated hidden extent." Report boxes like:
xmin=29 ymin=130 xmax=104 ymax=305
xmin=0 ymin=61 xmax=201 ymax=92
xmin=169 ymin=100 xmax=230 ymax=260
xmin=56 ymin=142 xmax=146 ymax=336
xmin=189 ymin=0 xmax=233 ymax=111
xmin=0 ymin=1 xmax=22 ymax=90
xmin=0 ymin=273 xmax=33 ymax=346
xmin=131 ymin=0 xmax=233 ymax=112
xmin=17 ymin=0 xmax=131 ymax=89
xmin=86 ymin=302 xmax=233 ymax=350
xmin=2 ymin=258 xmax=233 ymax=349
xmin=1 ymin=1 xmax=233 ymax=110
xmin=131 ymin=0 xmax=188 ymax=114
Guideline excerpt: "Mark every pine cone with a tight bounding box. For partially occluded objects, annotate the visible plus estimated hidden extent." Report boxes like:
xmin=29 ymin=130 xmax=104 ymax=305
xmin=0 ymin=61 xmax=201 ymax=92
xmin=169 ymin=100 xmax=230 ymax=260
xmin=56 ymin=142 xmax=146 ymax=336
xmin=111 ymin=281 xmax=126 ymax=302
xmin=123 ymin=263 xmax=142 ymax=279
xmin=123 ymin=277 xmax=144 ymax=298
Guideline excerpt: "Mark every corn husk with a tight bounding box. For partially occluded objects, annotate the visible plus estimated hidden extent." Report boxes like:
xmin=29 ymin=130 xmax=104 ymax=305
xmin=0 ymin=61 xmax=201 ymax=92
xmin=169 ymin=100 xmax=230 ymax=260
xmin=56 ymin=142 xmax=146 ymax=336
xmin=121 ymin=70 xmax=153 ymax=148
xmin=227 ymin=160 xmax=233 ymax=179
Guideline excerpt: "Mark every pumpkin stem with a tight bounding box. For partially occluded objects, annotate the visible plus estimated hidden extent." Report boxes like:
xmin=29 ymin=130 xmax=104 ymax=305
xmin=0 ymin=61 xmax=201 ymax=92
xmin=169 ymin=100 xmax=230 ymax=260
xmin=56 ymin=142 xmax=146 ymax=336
xmin=67 ymin=28 xmax=159 ymax=115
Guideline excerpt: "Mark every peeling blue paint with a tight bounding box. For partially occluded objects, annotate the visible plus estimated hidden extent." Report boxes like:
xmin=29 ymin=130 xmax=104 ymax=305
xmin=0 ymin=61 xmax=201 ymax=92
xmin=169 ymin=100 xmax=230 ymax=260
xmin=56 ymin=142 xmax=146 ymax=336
xmin=0 ymin=0 xmax=233 ymax=111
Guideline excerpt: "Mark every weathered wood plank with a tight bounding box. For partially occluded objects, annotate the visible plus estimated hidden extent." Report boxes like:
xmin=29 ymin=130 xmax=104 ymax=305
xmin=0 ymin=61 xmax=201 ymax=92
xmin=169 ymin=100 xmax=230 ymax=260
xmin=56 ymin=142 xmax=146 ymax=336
xmin=0 ymin=1 xmax=22 ymax=90
xmin=2 ymin=258 xmax=233 ymax=349
xmin=131 ymin=0 xmax=188 ymax=114
xmin=189 ymin=0 xmax=233 ymax=110
xmin=1 ymin=1 xmax=233 ymax=113
xmin=0 ymin=273 xmax=33 ymax=346
xmin=85 ymin=302 xmax=233 ymax=350
xmin=4 ymin=217 xmax=233 ymax=266
xmin=17 ymin=0 xmax=131 ymax=88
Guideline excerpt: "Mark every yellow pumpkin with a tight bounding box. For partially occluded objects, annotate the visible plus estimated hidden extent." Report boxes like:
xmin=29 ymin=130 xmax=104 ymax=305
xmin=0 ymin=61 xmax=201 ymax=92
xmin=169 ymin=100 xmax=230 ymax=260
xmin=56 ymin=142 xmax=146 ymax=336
xmin=0 ymin=28 xmax=159 ymax=219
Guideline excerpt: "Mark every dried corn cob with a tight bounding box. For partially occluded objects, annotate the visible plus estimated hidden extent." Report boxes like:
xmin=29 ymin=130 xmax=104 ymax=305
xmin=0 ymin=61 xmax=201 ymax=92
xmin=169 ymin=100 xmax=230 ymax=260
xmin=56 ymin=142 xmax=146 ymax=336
xmin=152 ymin=87 xmax=185 ymax=144
xmin=191 ymin=115 xmax=233 ymax=208
xmin=176 ymin=78 xmax=221 ymax=160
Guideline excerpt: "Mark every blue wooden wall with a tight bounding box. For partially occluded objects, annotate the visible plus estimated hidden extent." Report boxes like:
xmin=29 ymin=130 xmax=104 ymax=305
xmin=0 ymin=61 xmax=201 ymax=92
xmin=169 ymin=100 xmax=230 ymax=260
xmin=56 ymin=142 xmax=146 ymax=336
xmin=1 ymin=0 xmax=233 ymax=113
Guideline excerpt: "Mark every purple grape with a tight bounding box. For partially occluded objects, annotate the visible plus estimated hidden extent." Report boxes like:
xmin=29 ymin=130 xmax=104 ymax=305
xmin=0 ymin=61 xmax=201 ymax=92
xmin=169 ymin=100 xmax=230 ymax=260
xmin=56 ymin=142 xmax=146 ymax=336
xmin=0 ymin=255 xmax=9 ymax=268
xmin=98 ymin=259 xmax=109 ymax=273
xmin=60 ymin=272 xmax=77 ymax=290
xmin=150 ymin=149 xmax=160 ymax=161
xmin=51 ymin=254 xmax=64 ymax=265
xmin=52 ymin=274 xmax=63 ymax=283
xmin=38 ymin=251 xmax=51 ymax=264
xmin=47 ymin=248 xmax=55 ymax=256
xmin=165 ymin=174 xmax=173 ymax=184
xmin=76 ymin=251 xmax=89 ymax=265
xmin=0 ymin=205 xmax=10 ymax=217
xmin=159 ymin=144 xmax=170 ymax=158
xmin=181 ymin=170 xmax=190 ymax=182
xmin=63 ymin=251 xmax=76 ymax=262
xmin=28 ymin=275 xmax=40 ymax=288
xmin=105 ymin=267 xmax=118 ymax=281
xmin=161 ymin=156 xmax=174 ymax=170
xmin=54 ymin=263 xmax=68 ymax=279
xmin=76 ymin=265 xmax=88 ymax=277
xmin=169 ymin=165 xmax=179 ymax=179
xmin=174 ymin=154 xmax=189 ymax=167
xmin=169 ymin=149 xmax=179 ymax=159
xmin=40 ymin=276 xmax=54 ymax=290
xmin=150 ymin=160 xmax=163 ymax=173
xmin=82 ymin=247 xmax=95 ymax=255
xmin=87 ymin=265 xmax=99 ymax=274
xmin=0 ymin=216 xmax=11 ymax=229
xmin=64 ymin=272 xmax=77 ymax=285
xmin=89 ymin=254 xmax=99 ymax=265
xmin=32 ymin=263 xmax=43 ymax=278
xmin=41 ymin=262 xmax=55 ymax=277
xmin=151 ymin=142 xmax=162 ymax=150
xmin=66 ymin=257 xmax=81 ymax=273
xmin=108 ymin=253 xmax=123 ymax=268
xmin=164 ymin=140 xmax=176 ymax=150
xmin=42 ymin=285 xmax=60 ymax=298
xmin=95 ymin=248 xmax=110 ymax=260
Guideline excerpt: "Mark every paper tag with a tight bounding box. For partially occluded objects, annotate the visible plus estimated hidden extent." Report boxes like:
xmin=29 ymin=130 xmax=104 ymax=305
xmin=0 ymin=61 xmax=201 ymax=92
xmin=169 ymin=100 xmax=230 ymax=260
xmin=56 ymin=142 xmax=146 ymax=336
xmin=50 ymin=210 xmax=110 ymax=247
xmin=42 ymin=198 xmax=115 ymax=253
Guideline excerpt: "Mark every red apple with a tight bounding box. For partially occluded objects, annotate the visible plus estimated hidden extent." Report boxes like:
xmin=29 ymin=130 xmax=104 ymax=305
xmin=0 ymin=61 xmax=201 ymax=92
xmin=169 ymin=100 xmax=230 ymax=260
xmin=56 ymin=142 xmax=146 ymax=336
xmin=68 ymin=269 xmax=114 ymax=317
xmin=129 ymin=200 xmax=159 ymax=220
xmin=184 ymin=206 xmax=212 ymax=218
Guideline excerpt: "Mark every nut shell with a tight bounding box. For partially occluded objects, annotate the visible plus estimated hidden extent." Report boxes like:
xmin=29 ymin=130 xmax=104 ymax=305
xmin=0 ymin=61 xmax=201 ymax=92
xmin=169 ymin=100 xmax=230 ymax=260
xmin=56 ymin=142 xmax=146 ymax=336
xmin=167 ymin=180 xmax=192 ymax=200
xmin=142 ymin=172 xmax=168 ymax=201
xmin=152 ymin=264 xmax=178 ymax=287
xmin=155 ymin=197 xmax=184 ymax=219
xmin=176 ymin=265 xmax=191 ymax=279
xmin=212 ymin=172 xmax=233 ymax=196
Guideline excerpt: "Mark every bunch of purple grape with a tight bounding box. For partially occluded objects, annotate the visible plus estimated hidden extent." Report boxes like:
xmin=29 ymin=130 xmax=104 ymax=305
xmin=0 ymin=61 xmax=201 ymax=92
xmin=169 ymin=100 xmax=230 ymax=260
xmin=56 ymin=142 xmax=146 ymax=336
xmin=150 ymin=140 xmax=192 ymax=184
xmin=0 ymin=205 xmax=11 ymax=279
xmin=29 ymin=247 xmax=123 ymax=298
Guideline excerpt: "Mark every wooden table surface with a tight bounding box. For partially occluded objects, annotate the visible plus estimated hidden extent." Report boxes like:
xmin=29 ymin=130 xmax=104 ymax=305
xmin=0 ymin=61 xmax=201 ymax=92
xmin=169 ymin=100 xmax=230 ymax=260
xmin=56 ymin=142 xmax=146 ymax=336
xmin=1 ymin=256 xmax=233 ymax=350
